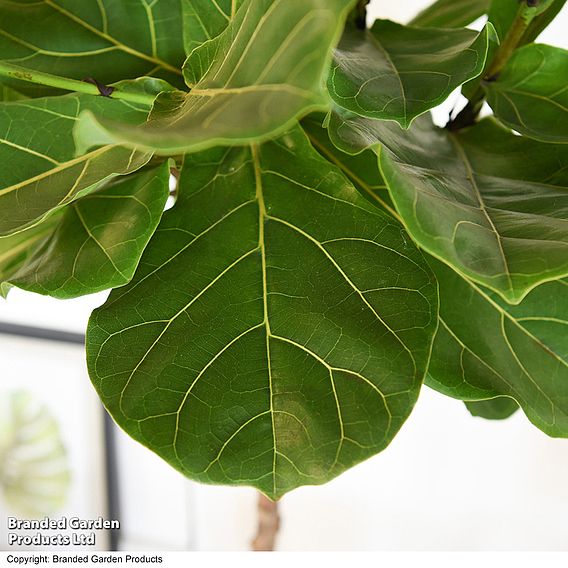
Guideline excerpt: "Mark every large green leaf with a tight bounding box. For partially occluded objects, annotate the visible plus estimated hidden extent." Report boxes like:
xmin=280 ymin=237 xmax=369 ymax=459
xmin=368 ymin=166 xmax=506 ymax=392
xmin=86 ymin=127 xmax=438 ymax=499
xmin=427 ymin=257 xmax=568 ymax=437
xmin=0 ymin=79 xmax=165 ymax=237
xmin=485 ymin=44 xmax=568 ymax=143
xmin=464 ymin=397 xmax=519 ymax=420
xmin=75 ymin=0 xmax=356 ymax=155
xmin=182 ymin=0 xmax=242 ymax=54
xmin=0 ymin=0 xmax=186 ymax=95
xmin=328 ymin=20 xmax=490 ymax=129
xmin=3 ymin=164 xmax=170 ymax=299
xmin=410 ymin=0 xmax=491 ymax=28
xmin=378 ymin=117 xmax=568 ymax=303
xmin=329 ymin=113 xmax=568 ymax=303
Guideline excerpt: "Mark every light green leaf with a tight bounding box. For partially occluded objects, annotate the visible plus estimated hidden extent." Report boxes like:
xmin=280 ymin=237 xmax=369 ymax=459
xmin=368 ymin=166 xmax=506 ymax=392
xmin=410 ymin=0 xmax=491 ymax=28
xmin=86 ymin=127 xmax=438 ymax=499
xmin=464 ymin=397 xmax=519 ymax=420
xmin=4 ymin=163 xmax=170 ymax=299
xmin=0 ymin=0 xmax=186 ymax=95
xmin=328 ymin=20 xmax=490 ymax=129
xmin=427 ymin=257 xmax=568 ymax=437
xmin=485 ymin=44 xmax=568 ymax=143
xmin=75 ymin=0 xmax=356 ymax=155
xmin=329 ymin=112 xmax=568 ymax=303
xmin=0 ymin=79 xmax=162 ymax=237
xmin=0 ymin=391 xmax=70 ymax=517
xmin=182 ymin=0 xmax=242 ymax=54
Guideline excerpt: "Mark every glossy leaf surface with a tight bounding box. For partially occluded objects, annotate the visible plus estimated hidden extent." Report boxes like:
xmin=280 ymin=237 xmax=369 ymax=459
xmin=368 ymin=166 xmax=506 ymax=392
xmin=0 ymin=0 xmax=186 ymax=95
xmin=329 ymin=20 xmax=490 ymax=128
xmin=485 ymin=44 xmax=568 ymax=143
xmin=370 ymin=116 xmax=568 ymax=303
xmin=87 ymin=128 xmax=438 ymax=498
xmin=76 ymin=0 xmax=355 ymax=155
xmin=4 ymin=164 xmax=170 ymax=299
xmin=427 ymin=258 xmax=568 ymax=437
xmin=0 ymin=81 xmax=159 ymax=237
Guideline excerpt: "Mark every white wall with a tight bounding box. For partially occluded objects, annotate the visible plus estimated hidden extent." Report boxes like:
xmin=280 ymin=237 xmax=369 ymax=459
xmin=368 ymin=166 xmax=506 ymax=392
xmin=1 ymin=0 xmax=567 ymax=552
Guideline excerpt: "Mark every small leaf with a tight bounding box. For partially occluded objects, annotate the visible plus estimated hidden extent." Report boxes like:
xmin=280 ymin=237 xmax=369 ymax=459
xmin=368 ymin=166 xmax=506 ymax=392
xmin=410 ymin=0 xmax=491 ymax=28
xmin=428 ymin=257 xmax=568 ymax=437
xmin=464 ymin=398 xmax=519 ymax=420
xmin=4 ymin=164 xmax=170 ymax=299
xmin=0 ymin=79 xmax=162 ymax=237
xmin=86 ymin=127 xmax=438 ymax=499
xmin=328 ymin=21 xmax=490 ymax=129
xmin=485 ymin=44 xmax=568 ymax=143
xmin=0 ymin=0 xmax=186 ymax=95
xmin=75 ymin=0 xmax=356 ymax=155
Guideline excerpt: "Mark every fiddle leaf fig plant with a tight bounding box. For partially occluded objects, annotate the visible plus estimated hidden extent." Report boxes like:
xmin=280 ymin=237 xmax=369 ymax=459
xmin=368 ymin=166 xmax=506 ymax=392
xmin=0 ymin=0 xmax=566 ymax=500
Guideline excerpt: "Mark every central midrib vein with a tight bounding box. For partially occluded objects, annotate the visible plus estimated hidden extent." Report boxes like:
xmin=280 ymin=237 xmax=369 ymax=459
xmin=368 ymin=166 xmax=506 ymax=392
xmin=448 ymin=132 xmax=514 ymax=294
xmin=251 ymin=144 xmax=277 ymax=497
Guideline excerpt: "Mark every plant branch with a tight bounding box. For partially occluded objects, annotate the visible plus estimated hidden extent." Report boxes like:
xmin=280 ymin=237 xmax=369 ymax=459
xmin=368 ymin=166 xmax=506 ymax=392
xmin=0 ymin=62 xmax=157 ymax=106
xmin=251 ymin=493 xmax=280 ymax=551
xmin=448 ymin=0 xmax=556 ymax=130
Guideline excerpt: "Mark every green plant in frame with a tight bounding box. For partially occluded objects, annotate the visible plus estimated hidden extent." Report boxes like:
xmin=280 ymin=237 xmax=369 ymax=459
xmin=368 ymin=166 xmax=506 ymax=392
xmin=0 ymin=0 xmax=566 ymax=500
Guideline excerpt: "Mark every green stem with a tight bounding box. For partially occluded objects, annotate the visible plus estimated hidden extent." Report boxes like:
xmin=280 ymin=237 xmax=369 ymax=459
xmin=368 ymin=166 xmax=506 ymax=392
xmin=0 ymin=61 xmax=157 ymax=106
xmin=448 ymin=0 xmax=555 ymax=130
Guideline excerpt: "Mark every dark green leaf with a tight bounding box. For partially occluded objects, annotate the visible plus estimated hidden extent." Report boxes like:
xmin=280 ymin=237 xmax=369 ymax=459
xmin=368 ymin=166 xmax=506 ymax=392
xmin=427 ymin=257 xmax=568 ymax=437
xmin=0 ymin=79 xmax=163 ymax=237
xmin=75 ymin=0 xmax=356 ymax=155
xmin=329 ymin=113 xmax=568 ymax=303
xmin=0 ymin=0 xmax=186 ymax=95
xmin=4 ymin=163 xmax=170 ymax=299
xmin=410 ymin=0 xmax=491 ymax=28
xmin=464 ymin=397 xmax=519 ymax=420
xmin=485 ymin=44 xmax=568 ymax=143
xmin=86 ymin=127 xmax=438 ymax=499
xmin=328 ymin=21 xmax=490 ymax=129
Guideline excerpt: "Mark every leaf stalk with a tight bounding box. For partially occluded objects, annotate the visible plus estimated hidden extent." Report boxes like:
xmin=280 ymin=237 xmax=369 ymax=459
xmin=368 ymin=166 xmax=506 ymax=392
xmin=0 ymin=62 xmax=157 ymax=106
